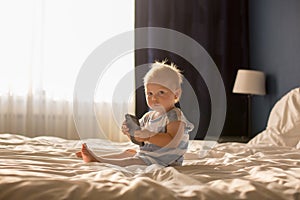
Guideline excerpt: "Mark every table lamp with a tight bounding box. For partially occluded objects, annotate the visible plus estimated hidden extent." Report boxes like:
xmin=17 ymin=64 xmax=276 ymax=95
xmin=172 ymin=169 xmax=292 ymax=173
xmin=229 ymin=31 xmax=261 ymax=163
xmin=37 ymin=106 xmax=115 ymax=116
xmin=233 ymin=69 xmax=266 ymax=138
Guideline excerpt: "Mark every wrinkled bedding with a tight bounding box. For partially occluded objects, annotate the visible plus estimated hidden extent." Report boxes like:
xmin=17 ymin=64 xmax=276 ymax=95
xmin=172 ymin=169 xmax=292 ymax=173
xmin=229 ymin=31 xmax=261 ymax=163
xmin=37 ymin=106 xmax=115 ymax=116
xmin=0 ymin=133 xmax=299 ymax=200
xmin=249 ymin=87 xmax=300 ymax=148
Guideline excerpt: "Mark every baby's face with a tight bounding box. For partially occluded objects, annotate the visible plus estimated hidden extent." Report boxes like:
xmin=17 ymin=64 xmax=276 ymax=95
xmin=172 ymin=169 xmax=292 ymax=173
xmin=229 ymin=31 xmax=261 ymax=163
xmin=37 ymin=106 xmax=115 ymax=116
xmin=145 ymin=83 xmax=177 ymax=113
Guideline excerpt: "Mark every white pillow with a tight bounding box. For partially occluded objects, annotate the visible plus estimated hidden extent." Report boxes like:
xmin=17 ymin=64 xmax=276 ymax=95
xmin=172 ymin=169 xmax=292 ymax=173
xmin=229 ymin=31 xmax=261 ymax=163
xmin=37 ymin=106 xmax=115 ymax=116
xmin=249 ymin=87 xmax=300 ymax=147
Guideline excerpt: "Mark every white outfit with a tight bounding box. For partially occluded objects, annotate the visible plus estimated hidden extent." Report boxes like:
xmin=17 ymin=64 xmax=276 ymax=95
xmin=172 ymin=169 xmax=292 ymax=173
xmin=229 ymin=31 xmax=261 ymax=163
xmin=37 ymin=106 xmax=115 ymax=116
xmin=135 ymin=107 xmax=194 ymax=166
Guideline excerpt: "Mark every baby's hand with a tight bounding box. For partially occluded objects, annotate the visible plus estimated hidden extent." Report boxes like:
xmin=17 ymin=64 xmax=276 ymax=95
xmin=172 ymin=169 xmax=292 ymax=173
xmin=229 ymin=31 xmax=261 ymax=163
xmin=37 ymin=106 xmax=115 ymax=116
xmin=121 ymin=121 xmax=130 ymax=138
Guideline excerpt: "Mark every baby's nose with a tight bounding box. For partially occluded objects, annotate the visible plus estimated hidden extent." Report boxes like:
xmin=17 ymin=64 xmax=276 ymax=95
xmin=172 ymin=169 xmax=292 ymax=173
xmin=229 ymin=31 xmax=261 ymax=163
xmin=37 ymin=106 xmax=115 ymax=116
xmin=151 ymin=95 xmax=159 ymax=101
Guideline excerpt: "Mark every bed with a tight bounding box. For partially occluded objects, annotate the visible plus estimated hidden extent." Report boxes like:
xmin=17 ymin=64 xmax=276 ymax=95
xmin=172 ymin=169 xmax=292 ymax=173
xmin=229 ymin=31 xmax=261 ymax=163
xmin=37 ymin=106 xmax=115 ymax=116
xmin=1 ymin=87 xmax=300 ymax=200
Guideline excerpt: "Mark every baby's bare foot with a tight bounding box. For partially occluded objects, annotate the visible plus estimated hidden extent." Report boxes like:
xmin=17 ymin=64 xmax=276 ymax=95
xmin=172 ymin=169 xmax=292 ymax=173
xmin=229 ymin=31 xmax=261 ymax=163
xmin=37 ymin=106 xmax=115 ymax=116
xmin=81 ymin=143 xmax=98 ymax=162
xmin=76 ymin=151 xmax=82 ymax=158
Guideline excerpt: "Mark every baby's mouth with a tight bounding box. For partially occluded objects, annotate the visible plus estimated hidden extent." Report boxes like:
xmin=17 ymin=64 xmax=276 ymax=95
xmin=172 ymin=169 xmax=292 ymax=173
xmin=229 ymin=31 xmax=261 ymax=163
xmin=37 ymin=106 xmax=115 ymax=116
xmin=153 ymin=104 xmax=161 ymax=108
xmin=152 ymin=104 xmax=166 ymax=112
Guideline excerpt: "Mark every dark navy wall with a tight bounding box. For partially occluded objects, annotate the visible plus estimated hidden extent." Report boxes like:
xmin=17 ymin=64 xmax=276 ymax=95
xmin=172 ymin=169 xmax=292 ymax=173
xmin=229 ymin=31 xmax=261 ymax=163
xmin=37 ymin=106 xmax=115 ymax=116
xmin=249 ymin=0 xmax=300 ymax=136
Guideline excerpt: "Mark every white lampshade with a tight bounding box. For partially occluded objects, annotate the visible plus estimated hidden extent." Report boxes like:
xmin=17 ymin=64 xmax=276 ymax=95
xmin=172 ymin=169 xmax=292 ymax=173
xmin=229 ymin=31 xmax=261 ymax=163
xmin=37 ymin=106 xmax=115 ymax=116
xmin=233 ymin=69 xmax=266 ymax=95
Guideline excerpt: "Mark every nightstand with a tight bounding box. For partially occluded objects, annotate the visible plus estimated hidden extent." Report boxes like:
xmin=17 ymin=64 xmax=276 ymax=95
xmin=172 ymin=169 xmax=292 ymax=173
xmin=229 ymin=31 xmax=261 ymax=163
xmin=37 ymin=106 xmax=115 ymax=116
xmin=217 ymin=136 xmax=250 ymax=143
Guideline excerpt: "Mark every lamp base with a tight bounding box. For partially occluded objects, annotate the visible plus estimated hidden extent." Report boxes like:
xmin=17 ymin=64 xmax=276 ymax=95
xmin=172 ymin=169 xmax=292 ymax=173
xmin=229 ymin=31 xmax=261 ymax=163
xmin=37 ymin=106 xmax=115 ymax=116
xmin=247 ymin=94 xmax=252 ymax=138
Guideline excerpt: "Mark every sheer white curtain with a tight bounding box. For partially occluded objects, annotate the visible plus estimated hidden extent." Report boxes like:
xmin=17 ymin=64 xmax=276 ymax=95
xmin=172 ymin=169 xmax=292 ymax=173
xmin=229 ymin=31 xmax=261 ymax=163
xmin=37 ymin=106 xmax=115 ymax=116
xmin=0 ymin=0 xmax=134 ymax=141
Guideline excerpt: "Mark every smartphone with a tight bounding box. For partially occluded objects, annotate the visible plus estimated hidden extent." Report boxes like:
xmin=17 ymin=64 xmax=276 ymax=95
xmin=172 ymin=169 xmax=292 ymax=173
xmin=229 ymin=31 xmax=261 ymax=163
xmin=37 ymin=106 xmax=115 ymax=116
xmin=125 ymin=114 xmax=144 ymax=146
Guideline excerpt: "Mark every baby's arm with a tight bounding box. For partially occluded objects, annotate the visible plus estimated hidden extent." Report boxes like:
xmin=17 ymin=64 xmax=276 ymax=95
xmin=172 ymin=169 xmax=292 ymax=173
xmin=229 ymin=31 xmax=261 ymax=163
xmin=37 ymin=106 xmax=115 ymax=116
xmin=134 ymin=121 xmax=185 ymax=147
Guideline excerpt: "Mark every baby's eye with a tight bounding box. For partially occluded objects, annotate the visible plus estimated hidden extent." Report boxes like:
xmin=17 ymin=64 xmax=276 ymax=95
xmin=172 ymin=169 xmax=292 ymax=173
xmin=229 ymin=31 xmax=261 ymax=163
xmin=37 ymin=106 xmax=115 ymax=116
xmin=147 ymin=92 xmax=153 ymax=96
xmin=158 ymin=91 xmax=165 ymax=95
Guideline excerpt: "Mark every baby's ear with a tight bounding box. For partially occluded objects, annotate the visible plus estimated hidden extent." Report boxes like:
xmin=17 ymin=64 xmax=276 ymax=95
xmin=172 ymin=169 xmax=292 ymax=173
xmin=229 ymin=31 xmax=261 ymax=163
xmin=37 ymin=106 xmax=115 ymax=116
xmin=174 ymin=89 xmax=182 ymax=102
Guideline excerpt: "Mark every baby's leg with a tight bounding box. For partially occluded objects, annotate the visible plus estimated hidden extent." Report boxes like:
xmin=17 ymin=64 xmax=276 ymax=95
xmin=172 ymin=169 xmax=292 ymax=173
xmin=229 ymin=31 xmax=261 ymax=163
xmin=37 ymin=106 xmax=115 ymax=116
xmin=76 ymin=147 xmax=136 ymax=159
xmin=102 ymin=149 xmax=137 ymax=159
xmin=81 ymin=143 xmax=146 ymax=166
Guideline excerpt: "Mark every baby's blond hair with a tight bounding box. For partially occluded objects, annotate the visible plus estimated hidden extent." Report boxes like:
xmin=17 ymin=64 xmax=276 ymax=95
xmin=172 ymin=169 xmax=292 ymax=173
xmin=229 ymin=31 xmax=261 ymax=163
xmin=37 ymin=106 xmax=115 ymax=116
xmin=143 ymin=60 xmax=183 ymax=99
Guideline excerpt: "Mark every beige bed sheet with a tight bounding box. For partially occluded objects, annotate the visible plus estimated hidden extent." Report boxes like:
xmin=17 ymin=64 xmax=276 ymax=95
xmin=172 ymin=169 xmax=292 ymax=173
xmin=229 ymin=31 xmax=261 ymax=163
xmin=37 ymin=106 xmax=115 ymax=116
xmin=0 ymin=133 xmax=300 ymax=200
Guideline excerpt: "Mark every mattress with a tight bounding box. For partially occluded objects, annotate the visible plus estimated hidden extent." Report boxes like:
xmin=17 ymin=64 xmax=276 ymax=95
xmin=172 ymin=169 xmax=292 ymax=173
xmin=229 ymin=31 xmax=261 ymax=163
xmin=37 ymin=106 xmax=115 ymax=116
xmin=1 ymin=87 xmax=300 ymax=199
xmin=1 ymin=133 xmax=299 ymax=200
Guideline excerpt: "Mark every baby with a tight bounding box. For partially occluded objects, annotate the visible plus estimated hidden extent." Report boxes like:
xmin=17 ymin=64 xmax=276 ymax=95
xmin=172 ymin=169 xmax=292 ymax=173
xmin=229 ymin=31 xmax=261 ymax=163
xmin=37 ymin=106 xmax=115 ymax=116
xmin=77 ymin=61 xmax=194 ymax=166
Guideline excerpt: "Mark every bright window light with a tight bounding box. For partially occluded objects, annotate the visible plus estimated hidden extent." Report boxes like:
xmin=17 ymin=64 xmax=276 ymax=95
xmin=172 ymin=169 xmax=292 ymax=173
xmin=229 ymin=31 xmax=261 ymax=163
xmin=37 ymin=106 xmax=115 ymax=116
xmin=0 ymin=0 xmax=134 ymax=101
